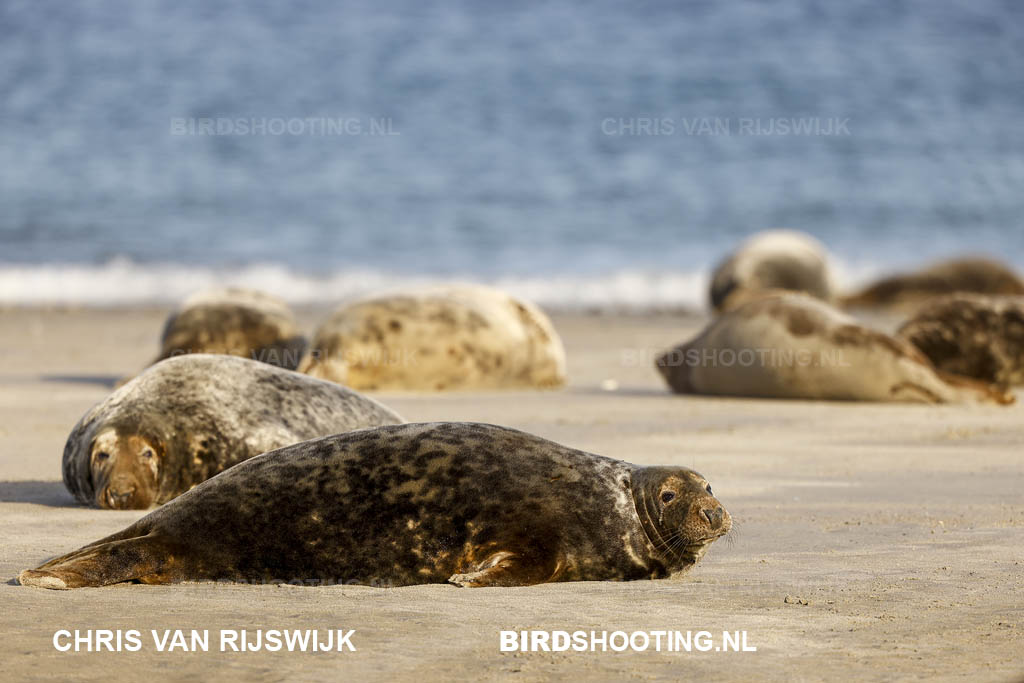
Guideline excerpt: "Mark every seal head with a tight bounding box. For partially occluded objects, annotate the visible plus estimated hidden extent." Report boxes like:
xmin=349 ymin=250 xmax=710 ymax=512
xmin=710 ymin=230 xmax=835 ymax=312
xmin=62 ymin=409 xmax=172 ymax=511
xmin=631 ymin=466 xmax=731 ymax=571
xmin=85 ymin=428 xmax=163 ymax=509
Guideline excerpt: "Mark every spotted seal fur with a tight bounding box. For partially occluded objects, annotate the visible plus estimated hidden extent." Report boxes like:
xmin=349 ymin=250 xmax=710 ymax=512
xmin=64 ymin=354 xmax=403 ymax=509
xmin=298 ymin=284 xmax=567 ymax=391
xmin=22 ymin=422 xmax=729 ymax=589
xmin=897 ymin=294 xmax=1024 ymax=387
xmin=656 ymin=294 xmax=1014 ymax=403
xmin=153 ymin=287 xmax=307 ymax=369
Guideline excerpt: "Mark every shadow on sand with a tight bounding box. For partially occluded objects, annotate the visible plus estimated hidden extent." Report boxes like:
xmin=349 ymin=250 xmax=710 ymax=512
xmin=40 ymin=374 xmax=122 ymax=388
xmin=0 ymin=480 xmax=78 ymax=507
xmin=569 ymin=386 xmax=670 ymax=398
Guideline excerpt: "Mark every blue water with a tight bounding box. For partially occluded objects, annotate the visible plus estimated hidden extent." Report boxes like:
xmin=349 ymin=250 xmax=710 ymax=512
xmin=1 ymin=0 xmax=1022 ymax=305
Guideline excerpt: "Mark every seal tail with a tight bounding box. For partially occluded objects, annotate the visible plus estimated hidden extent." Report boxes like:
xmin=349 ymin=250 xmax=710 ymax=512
xmin=18 ymin=534 xmax=175 ymax=590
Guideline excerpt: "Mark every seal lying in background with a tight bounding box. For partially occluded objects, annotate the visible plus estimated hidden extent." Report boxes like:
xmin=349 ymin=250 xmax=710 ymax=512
xmin=897 ymin=294 xmax=1024 ymax=387
xmin=841 ymin=258 xmax=1024 ymax=311
xmin=153 ymin=287 xmax=307 ymax=369
xmin=299 ymin=284 xmax=567 ymax=391
xmin=656 ymin=294 xmax=1013 ymax=404
xmin=64 ymin=354 xmax=403 ymax=510
xmin=709 ymin=230 xmax=835 ymax=312
xmin=21 ymin=422 xmax=730 ymax=589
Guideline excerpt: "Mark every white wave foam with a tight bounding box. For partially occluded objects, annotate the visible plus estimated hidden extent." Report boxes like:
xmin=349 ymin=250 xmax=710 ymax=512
xmin=0 ymin=259 xmax=712 ymax=311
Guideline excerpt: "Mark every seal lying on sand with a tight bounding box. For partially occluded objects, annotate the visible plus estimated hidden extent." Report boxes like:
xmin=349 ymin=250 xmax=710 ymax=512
xmin=21 ymin=422 xmax=730 ymax=589
xmin=64 ymin=354 xmax=403 ymax=510
xmin=897 ymin=294 xmax=1024 ymax=387
xmin=298 ymin=285 xmax=567 ymax=391
xmin=709 ymin=230 xmax=835 ymax=312
xmin=841 ymin=258 xmax=1024 ymax=311
xmin=656 ymin=294 xmax=1014 ymax=404
xmin=153 ymin=287 xmax=307 ymax=369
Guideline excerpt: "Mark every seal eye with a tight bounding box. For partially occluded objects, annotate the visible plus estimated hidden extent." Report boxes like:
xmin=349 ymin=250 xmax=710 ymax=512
xmin=94 ymin=452 xmax=110 ymax=463
xmin=705 ymin=484 xmax=713 ymax=496
xmin=141 ymin=449 xmax=154 ymax=459
xmin=660 ymin=491 xmax=675 ymax=504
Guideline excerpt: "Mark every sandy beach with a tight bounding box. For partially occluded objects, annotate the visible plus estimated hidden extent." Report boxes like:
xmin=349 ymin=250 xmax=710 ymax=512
xmin=2 ymin=306 xmax=1022 ymax=682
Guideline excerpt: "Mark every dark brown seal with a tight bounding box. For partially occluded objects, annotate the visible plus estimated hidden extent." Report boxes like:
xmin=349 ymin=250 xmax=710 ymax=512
xmin=841 ymin=258 xmax=1024 ymax=310
xmin=63 ymin=354 xmax=403 ymax=510
xmin=154 ymin=287 xmax=307 ymax=369
xmin=897 ymin=294 xmax=1024 ymax=387
xmin=23 ymin=422 xmax=730 ymax=589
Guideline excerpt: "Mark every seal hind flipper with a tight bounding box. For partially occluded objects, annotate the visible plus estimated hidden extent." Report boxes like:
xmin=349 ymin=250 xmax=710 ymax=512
xmin=18 ymin=534 xmax=175 ymax=589
xmin=448 ymin=550 xmax=562 ymax=588
xmin=934 ymin=370 xmax=1015 ymax=405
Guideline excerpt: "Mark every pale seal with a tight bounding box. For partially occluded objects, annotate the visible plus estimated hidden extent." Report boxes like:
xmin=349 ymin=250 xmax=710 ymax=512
xmin=841 ymin=258 xmax=1024 ymax=310
xmin=64 ymin=354 xmax=403 ymax=509
xmin=709 ymin=230 xmax=835 ymax=312
xmin=21 ymin=422 xmax=730 ymax=589
xmin=298 ymin=284 xmax=567 ymax=391
xmin=656 ymin=294 xmax=1014 ymax=404
xmin=897 ymin=294 xmax=1024 ymax=387
xmin=154 ymin=287 xmax=307 ymax=369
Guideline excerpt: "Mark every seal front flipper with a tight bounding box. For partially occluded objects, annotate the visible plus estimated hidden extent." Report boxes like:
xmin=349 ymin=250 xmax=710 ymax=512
xmin=18 ymin=534 xmax=177 ymax=589
xmin=447 ymin=550 xmax=562 ymax=588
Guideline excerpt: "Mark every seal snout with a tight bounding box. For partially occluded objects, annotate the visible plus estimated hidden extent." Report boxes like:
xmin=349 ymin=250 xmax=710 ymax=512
xmin=98 ymin=474 xmax=154 ymax=509
xmin=702 ymin=506 xmax=726 ymax=529
xmin=106 ymin=482 xmax=137 ymax=508
xmin=86 ymin=431 xmax=161 ymax=509
xmin=695 ymin=496 xmax=731 ymax=542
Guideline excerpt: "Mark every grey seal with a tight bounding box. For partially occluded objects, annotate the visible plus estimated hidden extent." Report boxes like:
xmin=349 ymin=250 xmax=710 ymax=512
xmin=709 ymin=230 xmax=835 ymax=312
xmin=299 ymin=284 xmax=567 ymax=391
xmin=656 ymin=294 xmax=1014 ymax=404
xmin=153 ymin=287 xmax=307 ymax=369
xmin=22 ymin=422 xmax=730 ymax=589
xmin=842 ymin=258 xmax=1024 ymax=311
xmin=897 ymin=294 xmax=1024 ymax=387
xmin=64 ymin=354 xmax=403 ymax=509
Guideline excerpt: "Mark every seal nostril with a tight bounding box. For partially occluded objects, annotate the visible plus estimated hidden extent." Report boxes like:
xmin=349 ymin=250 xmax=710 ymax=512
xmin=110 ymin=488 xmax=134 ymax=503
xmin=702 ymin=508 xmax=721 ymax=526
